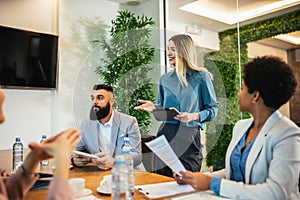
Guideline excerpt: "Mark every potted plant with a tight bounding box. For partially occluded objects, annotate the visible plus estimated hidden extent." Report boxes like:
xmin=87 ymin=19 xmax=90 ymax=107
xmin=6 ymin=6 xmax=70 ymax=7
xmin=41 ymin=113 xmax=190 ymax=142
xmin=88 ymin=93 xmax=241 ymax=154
xmin=95 ymin=10 xmax=156 ymax=136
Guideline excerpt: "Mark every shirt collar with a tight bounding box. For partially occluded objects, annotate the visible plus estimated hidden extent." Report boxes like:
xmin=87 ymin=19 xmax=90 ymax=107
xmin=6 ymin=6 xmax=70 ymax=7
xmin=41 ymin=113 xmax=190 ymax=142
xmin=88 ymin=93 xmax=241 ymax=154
xmin=106 ymin=110 xmax=114 ymax=126
xmin=170 ymin=69 xmax=176 ymax=76
xmin=169 ymin=68 xmax=193 ymax=77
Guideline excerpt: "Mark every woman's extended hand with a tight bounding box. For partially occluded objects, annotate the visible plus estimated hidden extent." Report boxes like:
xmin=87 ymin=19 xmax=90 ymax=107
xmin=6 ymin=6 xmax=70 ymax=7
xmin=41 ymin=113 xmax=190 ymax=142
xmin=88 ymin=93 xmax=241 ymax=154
xmin=173 ymin=171 xmax=211 ymax=191
xmin=134 ymin=100 xmax=155 ymax=112
xmin=174 ymin=112 xmax=199 ymax=123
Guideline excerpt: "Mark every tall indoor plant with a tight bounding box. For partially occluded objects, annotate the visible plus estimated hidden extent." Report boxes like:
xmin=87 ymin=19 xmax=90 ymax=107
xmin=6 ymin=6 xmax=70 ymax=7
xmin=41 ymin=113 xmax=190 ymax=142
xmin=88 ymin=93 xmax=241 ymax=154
xmin=95 ymin=10 xmax=156 ymax=135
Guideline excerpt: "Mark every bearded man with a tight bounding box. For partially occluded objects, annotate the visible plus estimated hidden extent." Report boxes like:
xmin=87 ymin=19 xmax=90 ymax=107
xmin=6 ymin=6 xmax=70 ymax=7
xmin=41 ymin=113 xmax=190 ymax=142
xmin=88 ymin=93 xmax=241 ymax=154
xmin=71 ymin=84 xmax=142 ymax=170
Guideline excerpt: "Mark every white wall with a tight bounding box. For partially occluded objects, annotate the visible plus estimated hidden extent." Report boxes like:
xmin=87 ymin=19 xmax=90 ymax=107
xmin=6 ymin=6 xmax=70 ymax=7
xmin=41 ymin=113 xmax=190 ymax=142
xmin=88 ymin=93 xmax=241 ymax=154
xmin=248 ymin=42 xmax=287 ymax=61
xmin=167 ymin=20 xmax=219 ymax=51
xmin=0 ymin=0 xmax=57 ymax=34
xmin=0 ymin=0 xmax=57 ymax=149
xmin=58 ymin=0 xmax=119 ymax=132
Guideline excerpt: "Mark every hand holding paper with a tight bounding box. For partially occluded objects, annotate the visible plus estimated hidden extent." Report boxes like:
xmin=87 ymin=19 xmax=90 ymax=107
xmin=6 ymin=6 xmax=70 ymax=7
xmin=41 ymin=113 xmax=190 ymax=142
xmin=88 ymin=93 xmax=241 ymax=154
xmin=145 ymin=135 xmax=186 ymax=176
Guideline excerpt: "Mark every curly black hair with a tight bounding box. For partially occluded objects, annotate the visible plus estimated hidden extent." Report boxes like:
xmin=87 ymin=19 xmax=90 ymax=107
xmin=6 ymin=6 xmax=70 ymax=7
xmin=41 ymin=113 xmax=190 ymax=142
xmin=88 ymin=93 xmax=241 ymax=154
xmin=243 ymin=56 xmax=297 ymax=110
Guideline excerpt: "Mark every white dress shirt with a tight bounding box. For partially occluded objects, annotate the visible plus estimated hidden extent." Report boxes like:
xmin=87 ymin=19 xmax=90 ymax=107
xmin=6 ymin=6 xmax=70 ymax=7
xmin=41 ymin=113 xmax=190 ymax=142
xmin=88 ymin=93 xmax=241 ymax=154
xmin=97 ymin=111 xmax=114 ymax=156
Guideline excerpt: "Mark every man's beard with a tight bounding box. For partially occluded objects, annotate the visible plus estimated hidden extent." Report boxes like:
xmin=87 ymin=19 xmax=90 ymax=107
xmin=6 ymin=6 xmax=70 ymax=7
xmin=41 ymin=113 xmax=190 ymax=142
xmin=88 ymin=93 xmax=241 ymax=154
xmin=89 ymin=102 xmax=111 ymax=121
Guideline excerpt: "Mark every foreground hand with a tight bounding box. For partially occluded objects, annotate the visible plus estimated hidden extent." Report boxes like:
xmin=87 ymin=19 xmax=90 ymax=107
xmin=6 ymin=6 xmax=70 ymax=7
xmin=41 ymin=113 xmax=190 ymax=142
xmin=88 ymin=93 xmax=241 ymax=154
xmin=28 ymin=128 xmax=80 ymax=161
xmin=23 ymin=128 xmax=80 ymax=178
xmin=174 ymin=112 xmax=199 ymax=123
xmin=173 ymin=171 xmax=211 ymax=191
xmin=134 ymin=100 xmax=155 ymax=112
xmin=92 ymin=152 xmax=115 ymax=170
xmin=0 ymin=168 xmax=8 ymax=177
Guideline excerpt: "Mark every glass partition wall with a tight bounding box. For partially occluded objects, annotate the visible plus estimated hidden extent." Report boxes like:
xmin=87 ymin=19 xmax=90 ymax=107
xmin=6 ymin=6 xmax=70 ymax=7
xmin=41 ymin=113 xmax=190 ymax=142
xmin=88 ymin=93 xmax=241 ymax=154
xmin=64 ymin=0 xmax=299 ymax=171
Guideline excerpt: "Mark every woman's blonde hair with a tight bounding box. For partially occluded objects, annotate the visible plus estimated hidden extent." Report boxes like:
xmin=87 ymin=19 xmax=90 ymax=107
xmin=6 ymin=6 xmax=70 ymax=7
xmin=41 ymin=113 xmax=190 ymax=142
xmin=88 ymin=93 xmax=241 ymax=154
xmin=169 ymin=34 xmax=212 ymax=86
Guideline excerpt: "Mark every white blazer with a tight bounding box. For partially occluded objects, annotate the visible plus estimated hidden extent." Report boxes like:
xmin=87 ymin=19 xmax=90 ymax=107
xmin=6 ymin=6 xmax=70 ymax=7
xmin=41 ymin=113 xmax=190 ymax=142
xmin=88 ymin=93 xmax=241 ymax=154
xmin=210 ymin=111 xmax=300 ymax=200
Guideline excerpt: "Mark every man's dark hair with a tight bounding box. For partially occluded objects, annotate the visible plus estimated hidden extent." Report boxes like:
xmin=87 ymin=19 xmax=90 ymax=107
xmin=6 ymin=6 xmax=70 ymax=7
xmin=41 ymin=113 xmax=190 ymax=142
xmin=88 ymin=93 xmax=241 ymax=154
xmin=93 ymin=84 xmax=113 ymax=93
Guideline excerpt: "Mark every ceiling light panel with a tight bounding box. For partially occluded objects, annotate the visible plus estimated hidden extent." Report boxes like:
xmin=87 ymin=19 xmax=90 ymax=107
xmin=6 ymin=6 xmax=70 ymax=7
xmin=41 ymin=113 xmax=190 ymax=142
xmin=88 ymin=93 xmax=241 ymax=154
xmin=180 ymin=0 xmax=300 ymax=25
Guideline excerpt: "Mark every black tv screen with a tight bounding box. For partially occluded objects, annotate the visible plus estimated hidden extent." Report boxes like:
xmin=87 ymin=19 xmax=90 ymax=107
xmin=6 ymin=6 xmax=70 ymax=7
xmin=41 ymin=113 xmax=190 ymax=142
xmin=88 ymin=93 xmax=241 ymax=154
xmin=0 ymin=25 xmax=58 ymax=89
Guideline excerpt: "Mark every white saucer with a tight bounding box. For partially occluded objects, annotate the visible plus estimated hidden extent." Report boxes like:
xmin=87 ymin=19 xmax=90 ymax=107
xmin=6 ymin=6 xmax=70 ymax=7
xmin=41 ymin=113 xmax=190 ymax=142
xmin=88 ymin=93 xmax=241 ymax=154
xmin=96 ymin=186 xmax=111 ymax=195
xmin=52 ymin=165 xmax=73 ymax=170
xmin=76 ymin=188 xmax=92 ymax=198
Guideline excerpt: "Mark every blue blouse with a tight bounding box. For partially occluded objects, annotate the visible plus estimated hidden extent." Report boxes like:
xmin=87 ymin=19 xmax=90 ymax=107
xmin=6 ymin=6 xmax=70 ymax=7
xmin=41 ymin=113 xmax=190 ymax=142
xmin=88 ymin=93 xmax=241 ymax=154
xmin=157 ymin=69 xmax=219 ymax=129
xmin=210 ymin=127 xmax=257 ymax=195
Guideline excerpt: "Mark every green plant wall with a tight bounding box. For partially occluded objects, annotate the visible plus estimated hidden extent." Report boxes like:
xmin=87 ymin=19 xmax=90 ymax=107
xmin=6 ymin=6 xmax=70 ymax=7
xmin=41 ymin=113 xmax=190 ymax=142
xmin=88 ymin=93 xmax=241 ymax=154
xmin=205 ymin=10 xmax=300 ymax=169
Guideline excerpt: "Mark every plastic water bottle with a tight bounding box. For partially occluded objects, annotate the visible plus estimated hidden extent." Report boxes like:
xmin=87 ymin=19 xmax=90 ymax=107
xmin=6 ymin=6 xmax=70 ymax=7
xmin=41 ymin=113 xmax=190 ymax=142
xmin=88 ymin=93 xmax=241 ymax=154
xmin=122 ymin=136 xmax=131 ymax=154
xmin=40 ymin=135 xmax=49 ymax=166
xmin=122 ymin=136 xmax=134 ymax=199
xmin=12 ymin=137 xmax=23 ymax=171
xmin=111 ymin=155 xmax=128 ymax=200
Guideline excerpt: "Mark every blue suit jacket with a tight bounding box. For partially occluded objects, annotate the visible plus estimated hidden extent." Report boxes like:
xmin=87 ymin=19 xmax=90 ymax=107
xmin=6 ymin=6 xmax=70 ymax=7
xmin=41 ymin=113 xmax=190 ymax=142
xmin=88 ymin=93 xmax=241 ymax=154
xmin=211 ymin=111 xmax=300 ymax=199
xmin=77 ymin=109 xmax=142 ymax=167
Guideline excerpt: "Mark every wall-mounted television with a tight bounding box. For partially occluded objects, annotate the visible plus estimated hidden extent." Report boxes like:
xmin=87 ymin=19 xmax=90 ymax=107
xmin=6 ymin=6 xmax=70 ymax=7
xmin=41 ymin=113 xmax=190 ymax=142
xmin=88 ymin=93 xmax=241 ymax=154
xmin=0 ymin=25 xmax=58 ymax=89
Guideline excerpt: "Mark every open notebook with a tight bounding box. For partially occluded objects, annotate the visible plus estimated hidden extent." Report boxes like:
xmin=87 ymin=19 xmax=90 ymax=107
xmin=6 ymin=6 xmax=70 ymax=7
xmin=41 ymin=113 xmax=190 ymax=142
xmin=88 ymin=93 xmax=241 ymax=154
xmin=135 ymin=182 xmax=230 ymax=199
xmin=135 ymin=181 xmax=194 ymax=199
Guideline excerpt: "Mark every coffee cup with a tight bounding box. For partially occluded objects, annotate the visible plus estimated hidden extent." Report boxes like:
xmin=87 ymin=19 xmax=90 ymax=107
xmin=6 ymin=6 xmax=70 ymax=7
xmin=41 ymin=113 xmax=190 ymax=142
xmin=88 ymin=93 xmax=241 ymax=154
xmin=99 ymin=174 xmax=112 ymax=193
xmin=68 ymin=178 xmax=85 ymax=197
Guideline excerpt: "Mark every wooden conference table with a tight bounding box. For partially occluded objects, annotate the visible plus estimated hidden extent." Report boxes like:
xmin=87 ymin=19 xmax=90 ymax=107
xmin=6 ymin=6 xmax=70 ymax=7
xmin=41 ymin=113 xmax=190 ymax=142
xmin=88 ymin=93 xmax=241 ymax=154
xmin=26 ymin=166 xmax=174 ymax=200
xmin=0 ymin=149 xmax=176 ymax=200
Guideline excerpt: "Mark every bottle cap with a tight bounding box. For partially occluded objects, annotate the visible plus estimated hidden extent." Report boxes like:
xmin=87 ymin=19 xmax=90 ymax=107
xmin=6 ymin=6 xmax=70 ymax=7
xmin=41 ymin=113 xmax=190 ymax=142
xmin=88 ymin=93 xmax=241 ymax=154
xmin=15 ymin=137 xmax=21 ymax=142
xmin=42 ymin=135 xmax=47 ymax=139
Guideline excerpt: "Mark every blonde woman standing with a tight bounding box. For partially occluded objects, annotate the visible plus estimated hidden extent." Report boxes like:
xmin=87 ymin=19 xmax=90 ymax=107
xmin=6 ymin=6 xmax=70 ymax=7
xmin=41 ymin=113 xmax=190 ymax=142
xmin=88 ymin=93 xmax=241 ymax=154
xmin=135 ymin=34 xmax=219 ymax=177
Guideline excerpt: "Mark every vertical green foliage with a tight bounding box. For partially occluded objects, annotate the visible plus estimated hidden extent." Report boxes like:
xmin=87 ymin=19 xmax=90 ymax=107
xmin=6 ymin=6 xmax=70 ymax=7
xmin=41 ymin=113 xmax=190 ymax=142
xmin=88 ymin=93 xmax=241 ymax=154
xmin=95 ymin=10 xmax=156 ymax=135
xmin=205 ymin=10 xmax=300 ymax=169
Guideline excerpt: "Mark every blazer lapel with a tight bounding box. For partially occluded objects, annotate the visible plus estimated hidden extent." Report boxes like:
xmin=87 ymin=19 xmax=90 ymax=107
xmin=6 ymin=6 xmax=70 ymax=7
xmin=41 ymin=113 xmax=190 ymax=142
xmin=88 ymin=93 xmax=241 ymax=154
xmin=245 ymin=111 xmax=282 ymax=183
xmin=111 ymin=110 xmax=120 ymax=156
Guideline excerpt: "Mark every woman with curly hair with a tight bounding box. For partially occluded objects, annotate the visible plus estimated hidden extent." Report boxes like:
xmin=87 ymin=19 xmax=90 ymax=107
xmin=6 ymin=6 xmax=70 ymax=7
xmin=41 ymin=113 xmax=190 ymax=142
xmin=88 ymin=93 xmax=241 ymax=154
xmin=174 ymin=56 xmax=300 ymax=199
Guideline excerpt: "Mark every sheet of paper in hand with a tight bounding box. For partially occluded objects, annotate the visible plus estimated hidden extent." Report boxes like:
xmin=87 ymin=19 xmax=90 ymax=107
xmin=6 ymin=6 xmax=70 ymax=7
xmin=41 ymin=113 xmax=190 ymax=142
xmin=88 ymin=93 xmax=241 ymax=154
xmin=145 ymin=135 xmax=186 ymax=176
xmin=73 ymin=151 xmax=99 ymax=159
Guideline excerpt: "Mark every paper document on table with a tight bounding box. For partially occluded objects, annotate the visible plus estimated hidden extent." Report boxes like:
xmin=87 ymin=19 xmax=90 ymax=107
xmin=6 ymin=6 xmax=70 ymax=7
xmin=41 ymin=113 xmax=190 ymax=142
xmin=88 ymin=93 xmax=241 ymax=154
xmin=76 ymin=195 xmax=101 ymax=200
xmin=135 ymin=181 xmax=194 ymax=199
xmin=170 ymin=191 xmax=231 ymax=200
xmin=145 ymin=135 xmax=186 ymax=176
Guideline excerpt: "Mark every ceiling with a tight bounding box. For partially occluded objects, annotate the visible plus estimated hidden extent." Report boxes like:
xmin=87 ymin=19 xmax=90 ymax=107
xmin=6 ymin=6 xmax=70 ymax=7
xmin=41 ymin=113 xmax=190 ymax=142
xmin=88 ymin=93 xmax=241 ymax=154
xmin=168 ymin=0 xmax=300 ymax=50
